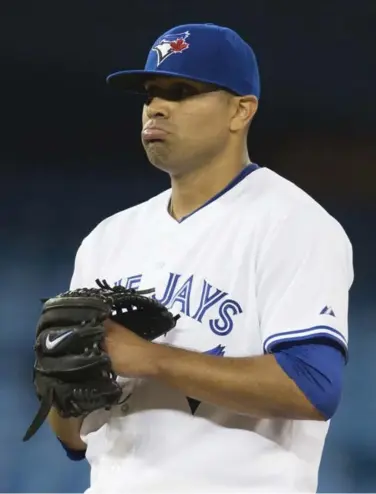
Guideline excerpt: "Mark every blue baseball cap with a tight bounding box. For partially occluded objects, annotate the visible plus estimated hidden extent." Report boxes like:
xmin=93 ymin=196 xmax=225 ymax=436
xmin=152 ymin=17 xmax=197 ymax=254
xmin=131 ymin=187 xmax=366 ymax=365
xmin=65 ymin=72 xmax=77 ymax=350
xmin=106 ymin=23 xmax=260 ymax=98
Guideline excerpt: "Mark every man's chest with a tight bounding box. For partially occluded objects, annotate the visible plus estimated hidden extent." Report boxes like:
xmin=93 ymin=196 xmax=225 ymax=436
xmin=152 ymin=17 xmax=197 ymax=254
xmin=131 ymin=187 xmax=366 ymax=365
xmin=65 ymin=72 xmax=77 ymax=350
xmin=90 ymin=221 xmax=263 ymax=357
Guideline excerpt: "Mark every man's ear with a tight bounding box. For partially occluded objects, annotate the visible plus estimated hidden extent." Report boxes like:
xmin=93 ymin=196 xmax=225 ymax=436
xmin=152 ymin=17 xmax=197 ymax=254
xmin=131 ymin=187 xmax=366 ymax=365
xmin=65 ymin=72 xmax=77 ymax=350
xmin=230 ymin=95 xmax=258 ymax=132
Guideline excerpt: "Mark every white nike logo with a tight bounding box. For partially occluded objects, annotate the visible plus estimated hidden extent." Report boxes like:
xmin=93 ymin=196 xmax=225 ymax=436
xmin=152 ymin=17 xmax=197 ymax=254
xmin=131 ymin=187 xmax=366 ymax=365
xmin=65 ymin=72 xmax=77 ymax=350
xmin=45 ymin=331 xmax=73 ymax=350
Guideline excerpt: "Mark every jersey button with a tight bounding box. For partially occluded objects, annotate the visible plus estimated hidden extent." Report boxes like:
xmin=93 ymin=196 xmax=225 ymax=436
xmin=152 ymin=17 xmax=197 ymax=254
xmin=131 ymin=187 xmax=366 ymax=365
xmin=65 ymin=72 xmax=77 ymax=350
xmin=121 ymin=403 xmax=130 ymax=413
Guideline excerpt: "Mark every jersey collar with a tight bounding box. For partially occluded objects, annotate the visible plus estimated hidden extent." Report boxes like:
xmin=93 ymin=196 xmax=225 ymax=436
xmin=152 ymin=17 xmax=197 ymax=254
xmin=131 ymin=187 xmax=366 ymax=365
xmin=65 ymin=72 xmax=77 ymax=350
xmin=170 ymin=163 xmax=260 ymax=223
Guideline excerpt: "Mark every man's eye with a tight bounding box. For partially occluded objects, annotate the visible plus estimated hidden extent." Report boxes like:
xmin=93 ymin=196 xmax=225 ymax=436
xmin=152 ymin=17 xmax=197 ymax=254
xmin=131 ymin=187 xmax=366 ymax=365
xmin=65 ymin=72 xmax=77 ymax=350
xmin=144 ymin=84 xmax=199 ymax=104
xmin=172 ymin=84 xmax=199 ymax=99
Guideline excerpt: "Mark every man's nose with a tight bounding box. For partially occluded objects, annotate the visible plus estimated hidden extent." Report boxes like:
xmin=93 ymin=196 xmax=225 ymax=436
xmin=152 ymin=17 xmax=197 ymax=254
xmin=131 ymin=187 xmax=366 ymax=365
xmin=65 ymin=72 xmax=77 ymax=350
xmin=146 ymin=97 xmax=170 ymax=119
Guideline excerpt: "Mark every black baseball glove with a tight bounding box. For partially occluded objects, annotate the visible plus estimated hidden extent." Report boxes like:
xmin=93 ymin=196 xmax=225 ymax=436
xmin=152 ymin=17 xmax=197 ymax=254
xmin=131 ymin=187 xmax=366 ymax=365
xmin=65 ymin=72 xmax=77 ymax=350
xmin=23 ymin=279 xmax=179 ymax=442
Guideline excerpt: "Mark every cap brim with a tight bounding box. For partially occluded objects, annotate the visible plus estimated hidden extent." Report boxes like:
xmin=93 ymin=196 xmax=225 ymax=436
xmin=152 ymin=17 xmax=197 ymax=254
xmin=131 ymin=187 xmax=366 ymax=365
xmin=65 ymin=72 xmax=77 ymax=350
xmin=106 ymin=70 xmax=237 ymax=94
xmin=106 ymin=70 xmax=191 ymax=93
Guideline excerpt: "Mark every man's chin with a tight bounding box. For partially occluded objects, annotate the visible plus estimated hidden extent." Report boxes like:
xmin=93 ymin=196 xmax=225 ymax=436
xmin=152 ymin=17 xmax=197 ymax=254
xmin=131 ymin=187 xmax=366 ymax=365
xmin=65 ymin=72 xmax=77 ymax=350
xmin=145 ymin=148 xmax=175 ymax=173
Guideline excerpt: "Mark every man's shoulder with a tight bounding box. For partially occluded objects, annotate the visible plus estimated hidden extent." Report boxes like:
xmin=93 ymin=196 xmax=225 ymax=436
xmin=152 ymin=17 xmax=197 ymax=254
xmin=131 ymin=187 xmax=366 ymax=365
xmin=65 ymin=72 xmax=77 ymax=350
xmin=256 ymin=168 xmax=340 ymax=220
xmin=80 ymin=188 xmax=171 ymax=248
xmin=252 ymin=167 xmax=351 ymax=243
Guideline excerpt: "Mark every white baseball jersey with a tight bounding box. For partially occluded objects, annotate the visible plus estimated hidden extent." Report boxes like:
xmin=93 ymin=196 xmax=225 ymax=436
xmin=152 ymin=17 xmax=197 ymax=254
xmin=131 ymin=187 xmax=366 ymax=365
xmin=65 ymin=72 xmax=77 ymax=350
xmin=70 ymin=165 xmax=353 ymax=494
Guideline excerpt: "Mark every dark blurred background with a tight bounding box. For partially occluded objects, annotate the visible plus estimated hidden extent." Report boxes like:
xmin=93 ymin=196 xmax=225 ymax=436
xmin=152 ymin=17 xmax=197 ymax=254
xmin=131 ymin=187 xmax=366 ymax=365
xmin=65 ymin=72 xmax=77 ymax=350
xmin=1 ymin=0 xmax=375 ymax=492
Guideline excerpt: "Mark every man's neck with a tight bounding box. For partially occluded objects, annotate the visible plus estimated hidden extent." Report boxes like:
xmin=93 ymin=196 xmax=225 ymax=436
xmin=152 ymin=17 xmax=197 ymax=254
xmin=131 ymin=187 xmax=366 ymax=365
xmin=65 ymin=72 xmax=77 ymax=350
xmin=169 ymin=153 xmax=250 ymax=221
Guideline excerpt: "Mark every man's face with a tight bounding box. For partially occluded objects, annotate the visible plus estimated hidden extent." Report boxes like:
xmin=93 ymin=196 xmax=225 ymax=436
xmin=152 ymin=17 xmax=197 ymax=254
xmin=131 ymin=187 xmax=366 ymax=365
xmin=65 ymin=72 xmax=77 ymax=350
xmin=141 ymin=77 xmax=237 ymax=175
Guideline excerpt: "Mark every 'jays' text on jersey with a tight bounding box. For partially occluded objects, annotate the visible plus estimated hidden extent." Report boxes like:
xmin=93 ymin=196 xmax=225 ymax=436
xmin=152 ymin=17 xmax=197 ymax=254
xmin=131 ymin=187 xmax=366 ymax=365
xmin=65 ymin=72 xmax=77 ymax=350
xmin=70 ymin=166 xmax=353 ymax=494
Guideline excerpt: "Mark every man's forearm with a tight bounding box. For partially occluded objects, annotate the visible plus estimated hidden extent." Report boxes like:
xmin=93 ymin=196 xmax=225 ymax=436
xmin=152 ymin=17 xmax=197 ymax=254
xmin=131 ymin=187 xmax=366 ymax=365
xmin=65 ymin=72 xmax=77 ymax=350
xmin=150 ymin=345 xmax=324 ymax=420
xmin=48 ymin=407 xmax=86 ymax=450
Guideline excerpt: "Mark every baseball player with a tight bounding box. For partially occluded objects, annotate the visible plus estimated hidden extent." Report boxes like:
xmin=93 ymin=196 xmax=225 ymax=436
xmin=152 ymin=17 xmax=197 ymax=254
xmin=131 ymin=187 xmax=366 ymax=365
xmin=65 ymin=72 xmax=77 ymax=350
xmin=47 ymin=23 xmax=354 ymax=493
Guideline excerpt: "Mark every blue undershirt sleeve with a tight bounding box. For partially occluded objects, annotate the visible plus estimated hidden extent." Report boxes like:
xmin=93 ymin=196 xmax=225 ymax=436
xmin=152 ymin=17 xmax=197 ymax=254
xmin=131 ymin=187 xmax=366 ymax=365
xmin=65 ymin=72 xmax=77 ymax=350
xmin=273 ymin=340 xmax=346 ymax=419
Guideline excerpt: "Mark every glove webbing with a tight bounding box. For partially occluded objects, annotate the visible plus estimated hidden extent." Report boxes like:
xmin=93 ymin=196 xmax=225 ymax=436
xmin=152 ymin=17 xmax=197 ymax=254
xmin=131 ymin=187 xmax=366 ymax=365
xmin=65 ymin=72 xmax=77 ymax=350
xmin=42 ymin=279 xmax=156 ymax=305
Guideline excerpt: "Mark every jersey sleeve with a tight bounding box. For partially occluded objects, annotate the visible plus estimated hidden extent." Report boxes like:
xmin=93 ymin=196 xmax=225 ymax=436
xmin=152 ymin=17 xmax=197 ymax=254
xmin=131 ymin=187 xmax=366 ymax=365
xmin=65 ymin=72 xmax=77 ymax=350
xmin=256 ymin=206 xmax=354 ymax=360
xmin=69 ymin=241 xmax=87 ymax=290
xmin=69 ymin=235 xmax=97 ymax=290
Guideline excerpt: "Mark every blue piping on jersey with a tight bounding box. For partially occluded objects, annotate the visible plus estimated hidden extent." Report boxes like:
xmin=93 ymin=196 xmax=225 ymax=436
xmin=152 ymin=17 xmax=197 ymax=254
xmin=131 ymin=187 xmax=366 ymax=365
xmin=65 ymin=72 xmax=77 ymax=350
xmin=263 ymin=325 xmax=348 ymax=363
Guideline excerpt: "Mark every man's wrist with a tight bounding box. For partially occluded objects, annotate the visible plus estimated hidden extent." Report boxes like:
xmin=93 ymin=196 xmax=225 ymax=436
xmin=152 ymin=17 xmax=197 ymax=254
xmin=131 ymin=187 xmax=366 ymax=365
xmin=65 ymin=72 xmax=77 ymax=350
xmin=146 ymin=341 xmax=176 ymax=378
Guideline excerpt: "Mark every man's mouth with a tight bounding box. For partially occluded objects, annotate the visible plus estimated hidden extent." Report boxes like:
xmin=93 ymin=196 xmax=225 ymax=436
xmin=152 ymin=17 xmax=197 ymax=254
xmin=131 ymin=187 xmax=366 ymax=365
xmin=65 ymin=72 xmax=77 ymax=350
xmin=142 ymin=128 xmax=168 ymax=142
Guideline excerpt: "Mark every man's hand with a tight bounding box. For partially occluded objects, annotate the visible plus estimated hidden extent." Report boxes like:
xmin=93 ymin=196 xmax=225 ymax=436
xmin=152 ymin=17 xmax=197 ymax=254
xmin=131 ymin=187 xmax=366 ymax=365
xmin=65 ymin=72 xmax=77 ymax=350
xmin=103 ymin=319 xmax=161 ymax=378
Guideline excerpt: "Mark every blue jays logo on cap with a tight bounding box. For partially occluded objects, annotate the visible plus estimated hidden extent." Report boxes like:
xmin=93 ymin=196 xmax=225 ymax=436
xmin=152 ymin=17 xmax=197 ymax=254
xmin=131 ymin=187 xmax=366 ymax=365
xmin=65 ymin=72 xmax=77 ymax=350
xmin=152 ymin=31 xmax=190 ymax=67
